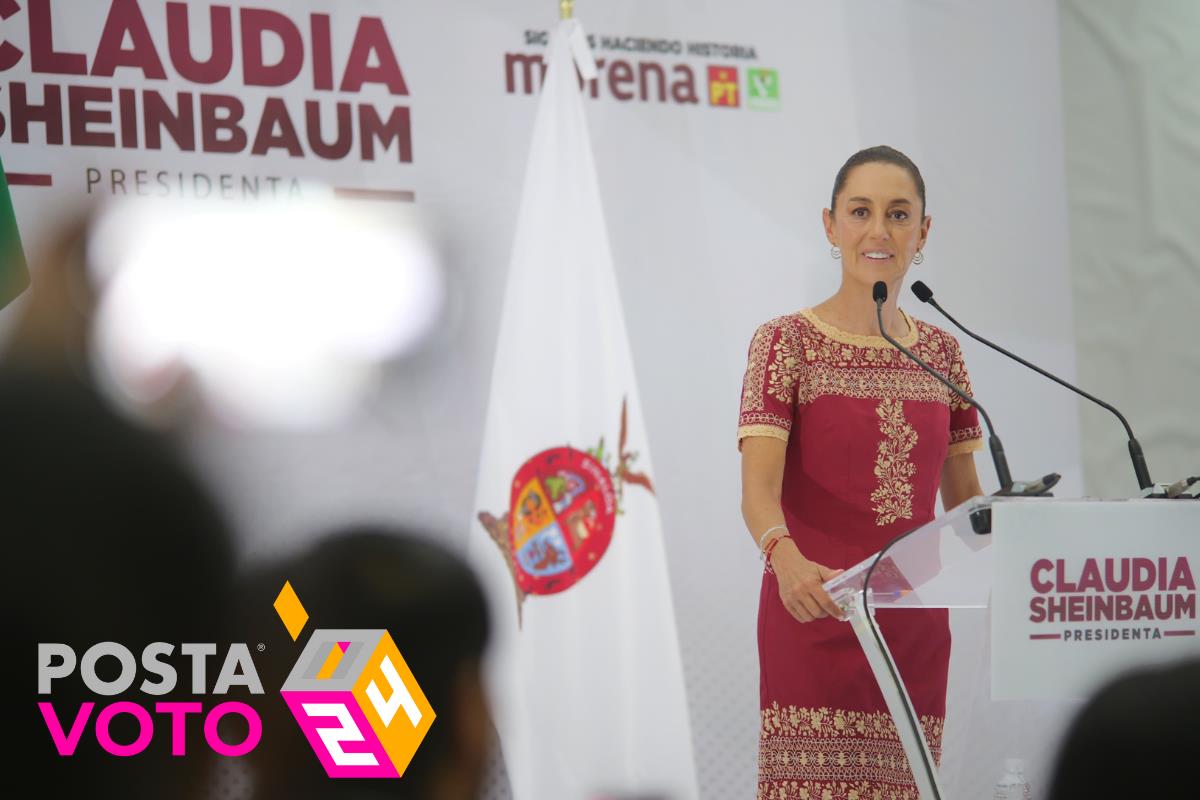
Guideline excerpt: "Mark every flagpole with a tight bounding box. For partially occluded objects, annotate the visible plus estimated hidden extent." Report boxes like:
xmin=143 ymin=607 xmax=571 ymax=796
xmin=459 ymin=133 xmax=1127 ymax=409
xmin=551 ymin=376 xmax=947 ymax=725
xmin=560 ymin=0 xmax=573 ymax=19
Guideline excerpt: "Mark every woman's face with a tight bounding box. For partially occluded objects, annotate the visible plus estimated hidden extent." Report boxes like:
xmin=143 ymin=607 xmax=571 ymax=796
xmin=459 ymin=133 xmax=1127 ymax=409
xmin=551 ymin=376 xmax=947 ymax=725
xmin=822 ymin=162 xmax=930 ymax=289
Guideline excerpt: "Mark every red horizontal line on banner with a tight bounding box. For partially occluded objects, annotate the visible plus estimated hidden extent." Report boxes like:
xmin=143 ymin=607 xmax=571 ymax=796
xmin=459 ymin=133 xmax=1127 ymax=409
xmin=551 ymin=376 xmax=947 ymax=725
xmin=1163 ymin=630 xmax=1195 ymax=637
xmin=333 ymin=187 xmax=415 ymax=202
xmin=1029 ymin=633 xmax=1061 ymax=640
xmin=5 ymin=172 xmax=53 ymax=187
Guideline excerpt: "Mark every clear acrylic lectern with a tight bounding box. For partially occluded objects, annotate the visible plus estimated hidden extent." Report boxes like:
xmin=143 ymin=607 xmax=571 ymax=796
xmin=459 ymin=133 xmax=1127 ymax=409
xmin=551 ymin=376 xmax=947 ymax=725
xmin=825 ymin=495 xmax=1200 ymax=798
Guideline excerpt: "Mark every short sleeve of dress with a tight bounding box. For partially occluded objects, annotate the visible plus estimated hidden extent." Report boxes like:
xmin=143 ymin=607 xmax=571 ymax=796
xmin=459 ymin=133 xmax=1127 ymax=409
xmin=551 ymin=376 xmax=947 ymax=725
xmin=946 ymin=336 xmax=985 ymax=456
xmin=737 ymin=321 xmax=803 ymax=450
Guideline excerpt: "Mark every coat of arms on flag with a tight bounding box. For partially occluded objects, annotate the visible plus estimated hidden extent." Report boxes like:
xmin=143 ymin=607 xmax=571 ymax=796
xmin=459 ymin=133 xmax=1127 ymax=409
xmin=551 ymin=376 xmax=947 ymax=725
xmin=478 ymin=398 xmax=653 ymax=624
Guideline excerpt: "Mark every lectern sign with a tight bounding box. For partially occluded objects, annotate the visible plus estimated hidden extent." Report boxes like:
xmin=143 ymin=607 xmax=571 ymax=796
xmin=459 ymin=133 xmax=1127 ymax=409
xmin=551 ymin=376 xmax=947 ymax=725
xmin=992 ymin=501 xmax=1200 ymax=700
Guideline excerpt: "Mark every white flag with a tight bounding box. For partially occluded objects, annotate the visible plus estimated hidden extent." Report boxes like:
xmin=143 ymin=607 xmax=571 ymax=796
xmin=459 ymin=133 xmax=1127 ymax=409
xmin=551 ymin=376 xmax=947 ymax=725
xmin=468 ymin=18 xmax=699 ymax=800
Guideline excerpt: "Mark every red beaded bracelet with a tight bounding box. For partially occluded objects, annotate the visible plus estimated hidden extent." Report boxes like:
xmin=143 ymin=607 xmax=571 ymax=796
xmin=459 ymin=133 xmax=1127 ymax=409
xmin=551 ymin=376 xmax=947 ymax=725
xmin=763 ymin=534 xmax=787 ymax=563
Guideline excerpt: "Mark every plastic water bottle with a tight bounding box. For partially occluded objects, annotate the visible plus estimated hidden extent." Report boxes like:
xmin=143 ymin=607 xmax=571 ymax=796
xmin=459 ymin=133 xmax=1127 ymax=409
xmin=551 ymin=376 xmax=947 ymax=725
xmin=993 ymin=758 xmax=1032 ymax=800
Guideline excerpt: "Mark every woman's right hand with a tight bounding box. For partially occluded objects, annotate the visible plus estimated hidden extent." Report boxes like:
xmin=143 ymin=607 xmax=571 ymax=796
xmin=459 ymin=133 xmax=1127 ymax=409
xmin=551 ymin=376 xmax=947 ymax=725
xmin=769 ymin=538 xmax=844 ymax=623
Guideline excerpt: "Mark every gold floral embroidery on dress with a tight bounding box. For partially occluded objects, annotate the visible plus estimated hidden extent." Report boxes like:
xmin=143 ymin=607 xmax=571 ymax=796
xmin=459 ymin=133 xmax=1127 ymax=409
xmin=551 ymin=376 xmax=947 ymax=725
xmin=740 ymin=312 xmax=985 ymax=454
xmin=802 ymin=334 xmax=910 ymax=370
xmin=741 ymin=323 xmax=778 ymax=415
xmin=757 ymin=703 xmax=943 ymax=800
xmin=739 ymin=319 xmax=804 ymax=443
xmin=738 ymin=423 xmax=790 ymax=444
xmin=871 ymin=399 xmax=918 ymax=526
xmin=947 ymin=425 xmax=985 ymax=457
xmin=945 ymin=338 xmax=975 ymax=411
xmin=767 ymin=327 xmax=802 ymax=404
xmin=801 ymin=364 xmax=945 ymax=406
xmin=949 ymin=425 xmax=984 ymax=444
xmin=801 ymin=308 xmax=919 ymax=350
xmin=788 ymin=312 xmax=964 ymax=407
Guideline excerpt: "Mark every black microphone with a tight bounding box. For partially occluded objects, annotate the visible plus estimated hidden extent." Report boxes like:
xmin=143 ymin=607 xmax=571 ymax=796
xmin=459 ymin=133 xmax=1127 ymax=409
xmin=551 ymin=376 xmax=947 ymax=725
xmin=910 ymin=280 xmax=1153 ymax=492
xmin=872 ymin=281 xmax=1014 ymax=492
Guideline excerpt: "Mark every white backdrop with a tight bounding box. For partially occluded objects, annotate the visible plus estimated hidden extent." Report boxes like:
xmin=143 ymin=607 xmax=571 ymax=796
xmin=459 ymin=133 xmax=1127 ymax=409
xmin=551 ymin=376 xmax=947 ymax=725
xmin=1059 ymin=0 xmax=1200 ymax=499
xmin=0 ymin=1 xmax=1088 ymax=797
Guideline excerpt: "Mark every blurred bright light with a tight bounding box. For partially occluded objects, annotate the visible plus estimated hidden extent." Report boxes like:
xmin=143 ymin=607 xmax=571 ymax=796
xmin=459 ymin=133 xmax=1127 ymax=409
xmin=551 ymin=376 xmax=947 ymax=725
xmin=87 ymin=190 xmax=444 ymax=428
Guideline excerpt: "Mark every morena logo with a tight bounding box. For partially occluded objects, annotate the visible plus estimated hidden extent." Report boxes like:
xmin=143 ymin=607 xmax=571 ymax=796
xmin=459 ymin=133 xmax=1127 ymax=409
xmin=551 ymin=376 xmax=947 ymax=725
xmin=504 ymin=31 xmax=780 ymax=111
xmin=273 ymin=581 xmax=435 ymax=778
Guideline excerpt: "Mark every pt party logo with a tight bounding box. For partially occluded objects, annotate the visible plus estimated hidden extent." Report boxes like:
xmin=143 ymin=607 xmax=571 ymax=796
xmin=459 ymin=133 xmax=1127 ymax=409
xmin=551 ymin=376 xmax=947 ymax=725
xmin=34 ymin=582 xmax=433 ymax=779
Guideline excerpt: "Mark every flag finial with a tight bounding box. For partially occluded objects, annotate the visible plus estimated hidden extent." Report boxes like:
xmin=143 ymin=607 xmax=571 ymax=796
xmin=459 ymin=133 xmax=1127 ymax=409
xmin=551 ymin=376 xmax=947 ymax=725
xmin=560 ymin=0 xmax=574 ymax=20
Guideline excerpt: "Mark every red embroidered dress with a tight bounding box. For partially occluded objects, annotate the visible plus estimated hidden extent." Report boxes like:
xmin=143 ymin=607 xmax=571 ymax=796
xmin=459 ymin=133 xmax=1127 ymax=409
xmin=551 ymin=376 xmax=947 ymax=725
xmin=738 ymin=308 xmax=984 ymax=800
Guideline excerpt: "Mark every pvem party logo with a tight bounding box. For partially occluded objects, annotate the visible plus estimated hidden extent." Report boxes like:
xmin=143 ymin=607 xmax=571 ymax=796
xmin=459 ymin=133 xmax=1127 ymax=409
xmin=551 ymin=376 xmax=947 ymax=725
xmin=274 ymin=581 xmax=435 ymax=778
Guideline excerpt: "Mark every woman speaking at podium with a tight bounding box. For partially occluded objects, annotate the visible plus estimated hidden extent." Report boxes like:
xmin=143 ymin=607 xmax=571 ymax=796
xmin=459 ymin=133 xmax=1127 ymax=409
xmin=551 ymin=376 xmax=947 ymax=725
xmin=738 ymin=146 xmax=985 ymax=799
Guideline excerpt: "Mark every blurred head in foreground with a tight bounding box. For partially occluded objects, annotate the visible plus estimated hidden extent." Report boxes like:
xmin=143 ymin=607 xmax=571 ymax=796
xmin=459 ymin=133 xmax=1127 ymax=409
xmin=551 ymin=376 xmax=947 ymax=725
xmin=1048 ymin=657 xmax=1200 ymax=799
xmin=0 ymin=367 xmax=235 ymax=799
xmin=243 ymin=528 xmax=491 ymax=800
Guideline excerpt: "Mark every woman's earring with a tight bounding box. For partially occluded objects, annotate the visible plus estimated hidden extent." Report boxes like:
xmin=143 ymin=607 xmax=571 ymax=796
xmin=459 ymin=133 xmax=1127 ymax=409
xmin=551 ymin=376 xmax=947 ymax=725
xmin=913 ymin=250 xmax=924 ymax=265
xmin=831 ymin=246 xmax=841 ymax=260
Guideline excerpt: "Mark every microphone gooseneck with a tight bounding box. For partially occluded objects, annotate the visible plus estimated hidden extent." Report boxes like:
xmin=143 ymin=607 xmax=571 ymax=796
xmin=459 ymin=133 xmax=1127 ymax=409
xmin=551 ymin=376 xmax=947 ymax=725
xmin=909 ymin=280 xmax=1153 ymax=491
xmin=872 ymin=281 xmax=1014 ymax=491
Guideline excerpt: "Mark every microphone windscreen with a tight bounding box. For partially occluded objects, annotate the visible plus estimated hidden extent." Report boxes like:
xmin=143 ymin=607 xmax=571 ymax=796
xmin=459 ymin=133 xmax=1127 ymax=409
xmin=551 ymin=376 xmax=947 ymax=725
xmin=872 ymin=281 xmax=888 ymax=303
xmin=911 ymin=281 xmax=933 ymax=303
